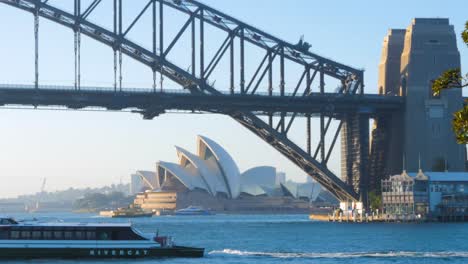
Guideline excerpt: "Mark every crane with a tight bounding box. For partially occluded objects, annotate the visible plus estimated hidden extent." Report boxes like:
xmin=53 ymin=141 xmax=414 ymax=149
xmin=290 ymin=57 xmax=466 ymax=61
xmin=33 ymin=178 xmax=47 ymax=212
xmin=40 ymin=178 xmax=47 ymax=193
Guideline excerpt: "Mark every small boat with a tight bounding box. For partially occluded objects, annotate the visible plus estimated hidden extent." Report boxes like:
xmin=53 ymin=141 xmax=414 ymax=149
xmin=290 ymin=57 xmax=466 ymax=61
xmin=175 ymin=206 xmax=213 ymax=216
xmin=100 ymin=206 xmax=153 ymax=218
xmin=99 ymin=210 xmax=114 ymax=217
xmin=0 ymin=217 xmax=204 ymax=259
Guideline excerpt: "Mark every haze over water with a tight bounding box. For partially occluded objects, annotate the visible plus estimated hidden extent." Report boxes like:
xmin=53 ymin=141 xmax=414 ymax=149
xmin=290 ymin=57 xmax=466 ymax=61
xmin=5 ymin=213 xmax=468 ymax=264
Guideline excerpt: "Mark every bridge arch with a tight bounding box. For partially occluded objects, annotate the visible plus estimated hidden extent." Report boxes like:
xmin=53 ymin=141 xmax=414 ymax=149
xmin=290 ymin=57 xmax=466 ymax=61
xmin=0 ymin=0 xmax=365 ymax=201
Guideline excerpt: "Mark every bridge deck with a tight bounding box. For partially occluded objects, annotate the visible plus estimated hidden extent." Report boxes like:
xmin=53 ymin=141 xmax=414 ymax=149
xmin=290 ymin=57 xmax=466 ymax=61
xmin=0 ymin=84 xmax=404 ymax=117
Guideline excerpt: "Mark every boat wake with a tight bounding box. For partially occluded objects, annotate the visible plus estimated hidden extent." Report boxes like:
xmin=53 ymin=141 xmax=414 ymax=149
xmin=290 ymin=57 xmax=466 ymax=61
xmin=209 ymin=249 xmax=468 ymax=259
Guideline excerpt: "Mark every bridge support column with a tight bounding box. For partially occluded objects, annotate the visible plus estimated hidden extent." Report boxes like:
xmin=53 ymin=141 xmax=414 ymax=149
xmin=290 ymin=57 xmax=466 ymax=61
xmin=369 ymin=112 xmax=404 ymax=195
xmin=341 ymin=114 xmax=369 ymax=207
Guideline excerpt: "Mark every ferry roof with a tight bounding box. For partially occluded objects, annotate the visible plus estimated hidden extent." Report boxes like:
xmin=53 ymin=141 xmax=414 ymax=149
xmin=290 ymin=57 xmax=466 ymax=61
xmin=0 ymin=220 xmax=132 ymax=228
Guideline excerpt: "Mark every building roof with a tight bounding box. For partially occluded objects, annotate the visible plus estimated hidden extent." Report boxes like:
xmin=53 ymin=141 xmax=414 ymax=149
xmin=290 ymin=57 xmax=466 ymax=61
xmin=175 ymin=146 xmax=228 ymax=196
xmin=157 ymin=161 xmax=208 ymax=191
xmin=388 ymin=171 xmax=413 ymax=181
xmin=408 ymin=171 xmax=468 ymax=182
xmin=240 ymin=184 xmax=267 ymax=196
xmin=146 ymin=135 xmax=318 ymax=201
xmin=135 ymin=171 xmax=158 ymax=189
xmin=241 ymin=166 xmax=276 ymax=188
xmin=197 ymin=135 xmax=241 ymax=198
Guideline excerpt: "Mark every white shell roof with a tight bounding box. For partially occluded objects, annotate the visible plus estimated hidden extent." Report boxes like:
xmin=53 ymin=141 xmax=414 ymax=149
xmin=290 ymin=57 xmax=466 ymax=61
xmin=281 ymin=182 xmax=298 ymax=198
xmin=241 ymin=166 xmax=276 ymax=188
xmin=136 ymin=170 xmax=158 ymax=190
xmin=156 ymin=161 xmax=207 ymax=191
xmin=175 ymin=146 xmax=229 ymax=196
xmin=240 ymin=184 xmax=267 ymax=196
xmin=197 ymin=135 xmax=241 ymax=198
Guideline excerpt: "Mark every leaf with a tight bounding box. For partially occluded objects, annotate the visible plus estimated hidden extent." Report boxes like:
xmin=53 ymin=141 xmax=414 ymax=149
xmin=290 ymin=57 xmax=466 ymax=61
xmin=453 ymin=105 xmax=468 ymax=144
xmin=432 ymin=68 xmax=463 ymax=96
xmin=463 ymin=21 xmax=468 ymax=45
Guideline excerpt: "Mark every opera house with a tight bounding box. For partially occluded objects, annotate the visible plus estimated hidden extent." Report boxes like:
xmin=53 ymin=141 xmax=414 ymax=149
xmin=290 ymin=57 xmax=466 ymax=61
xmin=131 ymin=136 xmax=334 ymax=213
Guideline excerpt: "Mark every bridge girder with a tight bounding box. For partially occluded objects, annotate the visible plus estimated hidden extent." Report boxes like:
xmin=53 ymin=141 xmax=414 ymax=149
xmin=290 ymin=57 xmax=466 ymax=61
xmin=0 ymin=0 xmax=372 ymax=201
xmin=0 ymin=85 xmax=403 ymax=116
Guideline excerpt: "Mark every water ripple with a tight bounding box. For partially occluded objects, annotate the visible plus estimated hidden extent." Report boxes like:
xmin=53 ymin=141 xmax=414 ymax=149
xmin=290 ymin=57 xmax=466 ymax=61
xmin=209 ymin=249 xmax=468 ymax=259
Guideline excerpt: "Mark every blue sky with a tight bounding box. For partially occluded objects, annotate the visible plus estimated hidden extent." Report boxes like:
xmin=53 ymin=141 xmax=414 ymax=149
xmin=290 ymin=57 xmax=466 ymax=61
xmin=0 ymin=0 xmax=466 ymax=197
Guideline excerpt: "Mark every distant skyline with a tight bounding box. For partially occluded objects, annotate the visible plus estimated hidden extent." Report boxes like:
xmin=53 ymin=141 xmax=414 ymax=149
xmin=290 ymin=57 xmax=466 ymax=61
xmin=0 ymin=0 xmax=467 ymax=198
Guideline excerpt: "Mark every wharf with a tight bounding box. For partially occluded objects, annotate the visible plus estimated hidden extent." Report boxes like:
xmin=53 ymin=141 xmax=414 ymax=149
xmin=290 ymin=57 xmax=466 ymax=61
xmin=309 ymin=214 xmax=426 ymax=223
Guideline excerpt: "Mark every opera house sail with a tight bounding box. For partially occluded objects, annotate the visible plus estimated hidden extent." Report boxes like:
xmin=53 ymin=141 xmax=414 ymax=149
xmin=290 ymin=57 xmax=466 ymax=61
xmin=132 ymin=136 xmax=334 ymax=213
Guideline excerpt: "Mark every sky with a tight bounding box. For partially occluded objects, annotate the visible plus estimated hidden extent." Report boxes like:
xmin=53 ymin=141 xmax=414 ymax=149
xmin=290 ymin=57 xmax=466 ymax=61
xmin=0 ymin=0 xmax=467 ymax=198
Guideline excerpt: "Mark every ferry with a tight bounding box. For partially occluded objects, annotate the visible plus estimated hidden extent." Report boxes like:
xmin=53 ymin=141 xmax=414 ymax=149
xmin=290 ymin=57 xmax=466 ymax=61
xmin=175 ymin=206 xmax=213 ymax=216
xmin=100 ymin=207 xmax=154 ymax=218
xmin=0 ymin=217 xmax=204 ymax=259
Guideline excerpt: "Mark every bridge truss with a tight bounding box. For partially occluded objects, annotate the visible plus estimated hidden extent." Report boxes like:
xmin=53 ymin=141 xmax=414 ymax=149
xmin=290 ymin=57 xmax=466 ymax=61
xmin=0 ymin=0 xmax=375 ymax=202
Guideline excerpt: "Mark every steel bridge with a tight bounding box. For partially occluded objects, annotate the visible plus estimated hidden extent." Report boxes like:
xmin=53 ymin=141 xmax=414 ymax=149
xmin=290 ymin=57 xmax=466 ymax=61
xmin=0 ymin=0 xmax=405 ymax=203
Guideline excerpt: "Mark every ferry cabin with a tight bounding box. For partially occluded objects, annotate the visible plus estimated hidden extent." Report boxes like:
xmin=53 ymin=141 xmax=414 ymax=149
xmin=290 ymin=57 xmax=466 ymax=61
xmin=0 ymin=218 xmax=156 ymax=258
xmin=0 ymin=217 xmax=203 ymax=259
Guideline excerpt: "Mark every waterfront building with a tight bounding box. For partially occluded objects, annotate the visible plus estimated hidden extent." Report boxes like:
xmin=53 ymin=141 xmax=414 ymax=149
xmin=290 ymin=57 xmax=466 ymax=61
xmin=409 ymin=171 xmax=468 ymax=220
xmin=133 ymin=191 xmax=177 ymax=212
xmin=381 ymin=170 xmax=429 ymax=219
xmin=131 ymin=135 xmax=334 ymax=212
xmin=382 ymin=170 xmax=468 ymax=220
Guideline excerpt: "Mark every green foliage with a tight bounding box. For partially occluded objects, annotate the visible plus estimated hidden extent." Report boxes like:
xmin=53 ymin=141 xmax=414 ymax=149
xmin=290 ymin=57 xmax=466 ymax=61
xmin=368 ymin=191 xmax=382 ymax=211
xmin=73 ymin=191 xmax=132 ymax=211
xmin=463 ymin=21 xmax=468 ymax=45
xmin=432 ymin=68 xmax=465 ymax=96
xmin=431 ymin=21 xmax=468 ymax=144
xmin=454 ymin=104 xmax=468 ymax=144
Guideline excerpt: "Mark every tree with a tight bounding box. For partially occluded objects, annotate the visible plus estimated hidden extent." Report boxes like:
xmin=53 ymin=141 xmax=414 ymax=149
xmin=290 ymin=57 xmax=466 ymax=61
xmin=368 ymin=191 xmax=382 ymax=212
xmin=432 ymin=21 xmax=468 ymax=144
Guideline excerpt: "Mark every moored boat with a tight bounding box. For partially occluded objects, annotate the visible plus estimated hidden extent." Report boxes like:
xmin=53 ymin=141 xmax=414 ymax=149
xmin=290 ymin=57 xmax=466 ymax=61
xmin=0 ymin=217 xmax=203 ymax=259
xmin=175 ymin=206 xmax=213 ymax=216
xmin=99 ymin=206 xmax=154 ymax=218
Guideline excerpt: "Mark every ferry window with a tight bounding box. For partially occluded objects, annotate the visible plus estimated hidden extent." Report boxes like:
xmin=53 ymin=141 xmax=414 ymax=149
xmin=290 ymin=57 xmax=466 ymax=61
xmin=32 ymin=231 xmax=42 ymax=239
xmin=98 ymin=231 xmax=110 ymax=240
xmin=64 ymin=231 xmax=73 ymax=240
xmin=53 ymin=231 xmax=63 ymax=240
xmin=86 ymin=231 xmax=96 ymax=240
xmin=75 ymin=231 xmax=85 ymax=240
xmin=0 ymin=230 xmax=8 ymax=239
xmin=10 ymin=231 xmax=20 ymax=239
xmin=20 ymin=231 xmax=31 ymax=239
xmin=43 ymin=231 xmax=52 ymax=239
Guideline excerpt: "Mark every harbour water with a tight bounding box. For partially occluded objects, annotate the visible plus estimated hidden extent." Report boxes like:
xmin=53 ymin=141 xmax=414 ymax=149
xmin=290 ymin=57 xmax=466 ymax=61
xmin=4 ymin=213 xmax=468 ymax=264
